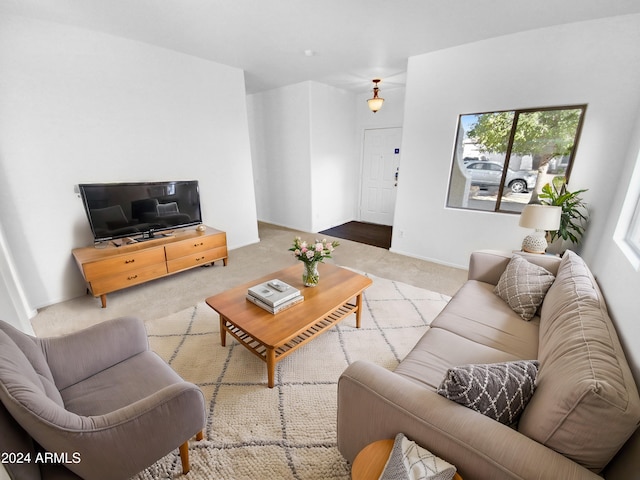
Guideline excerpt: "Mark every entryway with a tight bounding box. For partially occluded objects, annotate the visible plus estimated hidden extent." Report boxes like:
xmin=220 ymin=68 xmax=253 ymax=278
xmin=318 ymin=221 xmax=392 ymax=249
xmin=359 ymin=127 xmax=402 ymax=225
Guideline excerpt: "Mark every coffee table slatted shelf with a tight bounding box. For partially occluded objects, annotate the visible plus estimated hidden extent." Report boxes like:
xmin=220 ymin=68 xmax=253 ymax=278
xmin=206 ymin=264 xmax=371 ymax=388
xmin=224 ymin=302 xmax=357 ymax=361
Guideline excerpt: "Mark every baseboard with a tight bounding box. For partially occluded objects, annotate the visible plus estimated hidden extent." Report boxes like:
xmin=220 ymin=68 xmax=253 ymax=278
xmin=388 ymin=247 xmax=468 ymax=271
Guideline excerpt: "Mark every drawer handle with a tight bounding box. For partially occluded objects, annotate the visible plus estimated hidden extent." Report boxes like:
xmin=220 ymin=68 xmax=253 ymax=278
xmin=127 ymin=274 xmax=138 ymax=280
xmin=194 ymin=242 xmax=204 ymax=247
xmin=125 ymin=259 xmax=135 ymax=264
xmin=196 ymin=256 xmax=204 ymax=261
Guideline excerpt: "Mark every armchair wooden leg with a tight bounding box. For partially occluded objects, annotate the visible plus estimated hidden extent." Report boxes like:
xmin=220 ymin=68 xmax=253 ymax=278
xmin=179 ymin=431 xmax=204 ymax=474
xmin=179 ymin=441 xmax=190 ymax=474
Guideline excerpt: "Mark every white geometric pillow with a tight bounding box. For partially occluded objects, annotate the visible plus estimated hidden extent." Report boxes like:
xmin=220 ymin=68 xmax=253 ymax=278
xmin=494 ymin=255 xmax=555 ymax=321
xmin=437 ymin=360 xmax=539 ymax=426
xmin=380 ymin=433 xmax=457 ymax=480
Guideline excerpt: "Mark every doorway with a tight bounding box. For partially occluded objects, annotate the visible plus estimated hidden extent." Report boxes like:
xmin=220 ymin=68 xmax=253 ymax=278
xmin=359 ymin=127 xmax=402 ymax=226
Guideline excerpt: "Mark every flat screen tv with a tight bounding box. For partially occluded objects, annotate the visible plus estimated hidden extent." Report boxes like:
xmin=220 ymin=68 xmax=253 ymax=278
xmin=78 ymin=180 xmax=203 ymax=243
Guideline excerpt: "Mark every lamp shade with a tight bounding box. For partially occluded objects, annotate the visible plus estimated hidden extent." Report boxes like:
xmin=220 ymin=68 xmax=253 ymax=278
xmin=519 ymin=204 xmax=561 ymax=231
xmin=367 ymin=97 xmax=384 ymax=112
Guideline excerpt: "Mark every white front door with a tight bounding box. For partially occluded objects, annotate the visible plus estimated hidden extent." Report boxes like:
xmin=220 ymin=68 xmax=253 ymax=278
xmin=359 ymin=128 xmax=402 ymax=225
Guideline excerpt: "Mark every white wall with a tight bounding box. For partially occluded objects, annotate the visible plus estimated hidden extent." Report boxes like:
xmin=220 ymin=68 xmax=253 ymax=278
xmin=248 ymin=81 xmax=358 ymax=233
xmin=0 ymin=14 xmax=259 ymax=312
xmin=0 ymin=222 xmax=35 ymax=333
xmin=595 ymin=110 xmax=640 ymax=478
xmin=247 ymin=83 xmax=313 ymax=231
xmin=592 ymin=107 xmax=640 ymax=378
xmin=248 ymin=82 xmax=406 ymax=233
xmin=309 ymin=82 xmax=357 ymax=232
xmin=393 ymin=14 xmax=640 ymax=269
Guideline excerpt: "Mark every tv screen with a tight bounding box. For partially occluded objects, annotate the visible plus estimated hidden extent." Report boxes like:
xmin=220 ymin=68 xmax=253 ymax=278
xmin=78 ymin=181 xmax=203 ymax=243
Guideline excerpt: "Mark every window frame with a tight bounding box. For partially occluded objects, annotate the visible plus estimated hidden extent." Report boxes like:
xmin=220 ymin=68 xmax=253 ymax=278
xmin=447 ymin=104 xmax=587 ymax=214
xmin=625 ymin=196 xmax=640 ymax=258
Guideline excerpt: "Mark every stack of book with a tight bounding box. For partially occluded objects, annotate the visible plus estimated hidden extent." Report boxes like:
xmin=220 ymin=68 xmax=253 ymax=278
xmin=246 ymin=279 xmax=303 ymax=314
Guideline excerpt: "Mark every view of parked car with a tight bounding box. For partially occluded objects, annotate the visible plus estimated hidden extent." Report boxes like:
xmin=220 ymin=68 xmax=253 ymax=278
xmin=465 ymin=161 xmax=536 ymax=193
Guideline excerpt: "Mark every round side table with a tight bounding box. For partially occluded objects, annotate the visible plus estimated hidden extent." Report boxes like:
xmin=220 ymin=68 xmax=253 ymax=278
xmin=351 ymin=439 xmax=463 ymax=480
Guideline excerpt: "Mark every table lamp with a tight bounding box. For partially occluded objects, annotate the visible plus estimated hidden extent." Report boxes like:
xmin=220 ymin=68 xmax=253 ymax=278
xmin=519 ymin=204 xmax=562 ymax=254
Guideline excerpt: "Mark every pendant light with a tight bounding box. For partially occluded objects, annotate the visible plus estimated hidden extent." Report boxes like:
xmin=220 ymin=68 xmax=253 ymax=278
xmin=367 ymin=79 xmax=384 ymax=113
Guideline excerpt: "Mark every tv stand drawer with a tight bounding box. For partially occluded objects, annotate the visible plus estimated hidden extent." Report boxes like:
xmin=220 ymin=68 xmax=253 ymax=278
xmin=167 ymin=246 xmax=228 ymax=273
xmin=83 ymin=248 xmax=165 ymax=278
xmin=165 ymin=232 xmax=227 ymax=260
xmin=90 ymin=264 xmax=168 ymax=295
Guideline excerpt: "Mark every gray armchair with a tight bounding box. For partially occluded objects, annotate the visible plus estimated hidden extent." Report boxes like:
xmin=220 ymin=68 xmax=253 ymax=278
xmin=0 ymin=317 xmax=205 ymax=480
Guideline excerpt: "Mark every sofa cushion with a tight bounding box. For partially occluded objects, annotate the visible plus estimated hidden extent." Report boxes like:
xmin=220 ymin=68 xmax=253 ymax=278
xmin=395 ymin=327 xmax=528 ymax=391
xmin=432 ymin=280 xmax=540 ymax=359
xmin=437 ymin=360 xmax=539 ymax=426
xmin=518 ymin=251 xmax=640 ymax=472
xmin=60 ymin=351 xmax=185 ymax=416
xmin=494 ymin=255 xmax=555 ymax=321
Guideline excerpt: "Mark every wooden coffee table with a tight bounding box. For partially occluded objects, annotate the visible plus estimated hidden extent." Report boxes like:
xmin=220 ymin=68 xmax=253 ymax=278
xmin=205 ymin=263 xmax=372 ymax=388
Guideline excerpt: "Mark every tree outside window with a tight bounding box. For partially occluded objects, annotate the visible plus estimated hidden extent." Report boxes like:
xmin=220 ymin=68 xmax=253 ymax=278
xmin=447 ymin=105 xmax=586 ymax=213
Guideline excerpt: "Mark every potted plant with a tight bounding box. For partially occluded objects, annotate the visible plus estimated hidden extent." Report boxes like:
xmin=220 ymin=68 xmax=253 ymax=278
xmin=539 ymin=177 xmax=589 ymax=252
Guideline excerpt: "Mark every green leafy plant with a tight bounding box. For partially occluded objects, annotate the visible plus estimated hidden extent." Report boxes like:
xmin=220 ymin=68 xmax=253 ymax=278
xmin=539 ymin=178 xmax=589 ymax=245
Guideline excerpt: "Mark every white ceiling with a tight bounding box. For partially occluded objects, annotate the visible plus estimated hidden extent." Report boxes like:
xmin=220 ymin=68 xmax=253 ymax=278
xmin=2 ymin=0 xmax=640 ymax=94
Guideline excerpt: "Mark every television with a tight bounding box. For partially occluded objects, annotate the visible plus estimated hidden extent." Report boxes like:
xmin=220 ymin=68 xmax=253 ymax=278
xmin=78 ymin=180 xmax=203 ymax=243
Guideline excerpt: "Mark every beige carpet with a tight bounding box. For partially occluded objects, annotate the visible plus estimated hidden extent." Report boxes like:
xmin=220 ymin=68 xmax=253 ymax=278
xmin=32 ymin=223 xmax=467 ymax=338
xmin=131 ymin=271 xmax=450 ymax=480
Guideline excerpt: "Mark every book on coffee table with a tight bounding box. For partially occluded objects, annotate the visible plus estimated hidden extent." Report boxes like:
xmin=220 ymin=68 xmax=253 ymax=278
xmin=247 ymin=279 xmax=300 ymax=307
xmin=246 ymin=293 xmax=304 ymax=314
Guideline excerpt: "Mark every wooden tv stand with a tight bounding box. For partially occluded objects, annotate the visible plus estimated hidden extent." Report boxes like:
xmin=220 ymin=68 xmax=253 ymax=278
xmin=72 ymin=225 xmax=227 ymax=308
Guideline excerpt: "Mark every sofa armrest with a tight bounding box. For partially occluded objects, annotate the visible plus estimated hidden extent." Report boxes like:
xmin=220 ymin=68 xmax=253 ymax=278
xmin=338 ymin=361 xmax=600 ymax=480
xmin=40 ymin=316 xmax=149 ymax=390
xmin=468 ymin=250 xmax=561 ymax=285
xmin=467 ymin=250 xmax=512 ymax=284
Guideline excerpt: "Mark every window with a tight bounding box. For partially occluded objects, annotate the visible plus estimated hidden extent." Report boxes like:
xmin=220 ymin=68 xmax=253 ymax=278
xmin=446 ymin=105 xmax=586 ymax=214
xmin=625 ymin=196 xmax=640 ymax=258
xmin=615 ymin=146 xmax=640 ymax=270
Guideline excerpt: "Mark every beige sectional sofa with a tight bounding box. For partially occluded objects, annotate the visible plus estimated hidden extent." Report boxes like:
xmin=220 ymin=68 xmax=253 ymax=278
xmin=337 ymin=250 xmax=640 ymax=479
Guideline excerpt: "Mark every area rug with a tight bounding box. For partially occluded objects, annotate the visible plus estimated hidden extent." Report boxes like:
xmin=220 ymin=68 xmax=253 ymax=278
xmin=132 ymin=271 xmax=450 ymax=480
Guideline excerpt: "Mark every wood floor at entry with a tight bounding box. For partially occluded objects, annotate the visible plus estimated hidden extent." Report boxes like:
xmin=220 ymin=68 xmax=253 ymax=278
xmin=319 ymin=221 xmax=392 ymax=249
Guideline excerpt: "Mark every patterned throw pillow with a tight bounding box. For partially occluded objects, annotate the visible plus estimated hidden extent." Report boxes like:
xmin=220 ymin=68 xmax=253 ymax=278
xmin=494 ymin=255 xmax=555 ymax=321
xmin=437 ymin=360 xmax=539 ymax=426
xmin=380 ymin=433 xmax=457 ymax=480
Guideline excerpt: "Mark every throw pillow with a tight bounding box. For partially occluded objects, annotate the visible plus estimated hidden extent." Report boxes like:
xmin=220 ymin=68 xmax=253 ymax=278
xmin=437 ymin=360 xmax=539 ymax=426
xmin=494 ymin=255 xmax=555 ymax=320
xmin=380 ymin=433 xmax=457 ymax=480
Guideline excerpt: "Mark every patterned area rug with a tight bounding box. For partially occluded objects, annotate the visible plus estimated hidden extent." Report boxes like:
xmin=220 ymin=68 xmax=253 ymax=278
xmin=132 ymin=271 xmax=450 ymax=480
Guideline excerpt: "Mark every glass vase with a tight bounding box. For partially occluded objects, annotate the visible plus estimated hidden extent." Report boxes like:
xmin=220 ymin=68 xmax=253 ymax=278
xmin=302 ymin=261 xmax=320 ymax=287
